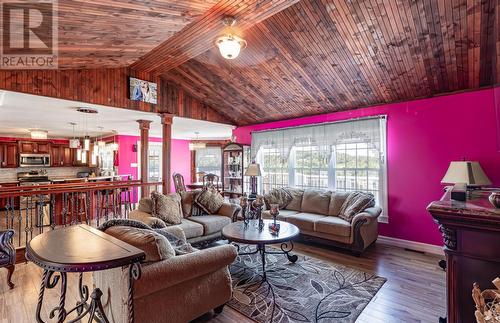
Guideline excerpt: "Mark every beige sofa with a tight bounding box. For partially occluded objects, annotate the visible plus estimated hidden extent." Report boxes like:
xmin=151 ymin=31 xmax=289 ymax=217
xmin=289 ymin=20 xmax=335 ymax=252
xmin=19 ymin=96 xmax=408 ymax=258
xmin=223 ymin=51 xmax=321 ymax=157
xmin=94 ymin=226 xmax=237 ymax=323
xmin=262 ymin=188 xmax=382 ymax=255
xmin=129 ymin=192 xmax=241 ymax=245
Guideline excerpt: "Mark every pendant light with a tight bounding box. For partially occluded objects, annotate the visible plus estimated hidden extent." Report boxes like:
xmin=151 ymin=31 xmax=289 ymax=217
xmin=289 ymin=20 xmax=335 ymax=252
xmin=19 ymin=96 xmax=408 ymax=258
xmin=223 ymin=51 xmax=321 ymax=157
xmin=189 ymin=132 xmax=206 ymax=151
xmin=83 ymin=136 xmax=90 ymax=151
xmin=215 ymin=16 xmax=246 ymax=60
xmin=97 ymin=126 xmax=105 ymax=148
xmin=76 ymin=147 xmax=82 ymax=161
xmin=110 ymin=130 xmax=119 ymax=151
xmin=81 ymin=149 xmax=87 ymax=164
xmin=77 ymin=107 xmax=97 ymax=152
xmin=69 ymin=122 xmax=79 ymax=148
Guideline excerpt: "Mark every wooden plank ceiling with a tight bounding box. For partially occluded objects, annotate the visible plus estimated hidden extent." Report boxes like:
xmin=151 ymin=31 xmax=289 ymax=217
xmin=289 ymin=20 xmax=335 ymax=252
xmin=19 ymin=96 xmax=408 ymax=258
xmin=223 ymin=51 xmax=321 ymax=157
xmin=56 ymin=0 xmax=219 ymax=68
xmin=160 ymin=0 xmax=499 ymax=125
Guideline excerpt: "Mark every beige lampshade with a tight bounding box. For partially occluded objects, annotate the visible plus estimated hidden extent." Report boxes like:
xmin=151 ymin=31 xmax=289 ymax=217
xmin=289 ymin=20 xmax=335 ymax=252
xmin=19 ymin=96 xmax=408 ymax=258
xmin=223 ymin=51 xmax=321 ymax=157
xmin=441 ymin=161 xmax=491 ymax=186
xmin=245 ymin=163 xmax=262 ymax=177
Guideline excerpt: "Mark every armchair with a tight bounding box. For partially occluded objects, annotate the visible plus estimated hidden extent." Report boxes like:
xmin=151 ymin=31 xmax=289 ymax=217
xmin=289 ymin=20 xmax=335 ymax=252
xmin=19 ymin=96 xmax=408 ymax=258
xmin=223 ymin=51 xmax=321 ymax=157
xmin=0 ymin=229 xmax=15 ymax=289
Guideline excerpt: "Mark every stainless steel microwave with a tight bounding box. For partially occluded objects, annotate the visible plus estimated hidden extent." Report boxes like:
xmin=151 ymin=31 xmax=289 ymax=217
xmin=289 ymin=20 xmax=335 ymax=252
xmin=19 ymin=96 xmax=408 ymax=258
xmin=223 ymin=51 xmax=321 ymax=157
xmin=19 ymin=154 xmax=51 ymax=167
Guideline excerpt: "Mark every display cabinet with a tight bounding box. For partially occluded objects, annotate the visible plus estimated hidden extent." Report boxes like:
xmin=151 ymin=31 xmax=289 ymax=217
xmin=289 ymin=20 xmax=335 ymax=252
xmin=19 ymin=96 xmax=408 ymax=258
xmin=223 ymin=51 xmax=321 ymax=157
xmin=221 ymin=143 xmax=250 ymax=196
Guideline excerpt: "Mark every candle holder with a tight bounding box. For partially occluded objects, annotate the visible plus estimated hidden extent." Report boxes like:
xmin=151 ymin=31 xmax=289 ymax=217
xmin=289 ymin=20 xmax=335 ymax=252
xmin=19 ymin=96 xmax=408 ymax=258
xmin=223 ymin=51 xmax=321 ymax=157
xmin=240 ymin=195 xmax=249 ymax=226
xmin=269 ymin=203 xmax=280 ymax=233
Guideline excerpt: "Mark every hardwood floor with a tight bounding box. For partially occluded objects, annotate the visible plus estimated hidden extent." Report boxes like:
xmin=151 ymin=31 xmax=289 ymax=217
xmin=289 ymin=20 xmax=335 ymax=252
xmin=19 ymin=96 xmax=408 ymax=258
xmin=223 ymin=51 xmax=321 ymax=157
xmin=0 ymin=241 xmax=445 ymax=323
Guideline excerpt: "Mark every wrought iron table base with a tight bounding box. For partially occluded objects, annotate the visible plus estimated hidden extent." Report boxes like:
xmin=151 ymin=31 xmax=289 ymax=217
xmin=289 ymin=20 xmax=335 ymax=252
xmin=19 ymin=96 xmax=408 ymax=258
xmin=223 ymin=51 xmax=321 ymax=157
xmin=35 ymin=263 xmax=141 ymax=323
xmin=235 ymin=242 xmax=298 ymax=281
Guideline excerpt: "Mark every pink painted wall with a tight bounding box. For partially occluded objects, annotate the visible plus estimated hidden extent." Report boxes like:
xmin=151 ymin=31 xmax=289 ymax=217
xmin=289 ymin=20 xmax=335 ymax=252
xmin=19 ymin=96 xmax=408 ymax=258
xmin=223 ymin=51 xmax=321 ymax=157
xmin=233 ymin=87 xmax=500 ymax=246
xmin=115 ymin=135 xmax=191 ymax=192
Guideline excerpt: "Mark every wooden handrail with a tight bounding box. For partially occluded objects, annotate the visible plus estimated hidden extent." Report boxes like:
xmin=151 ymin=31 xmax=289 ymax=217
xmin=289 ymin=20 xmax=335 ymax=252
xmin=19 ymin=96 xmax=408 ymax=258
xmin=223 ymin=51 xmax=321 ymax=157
xmin=0 ymin=181 xmax=162 ymax=198
xmin=0 ymin=180 xmax=142 ymax=192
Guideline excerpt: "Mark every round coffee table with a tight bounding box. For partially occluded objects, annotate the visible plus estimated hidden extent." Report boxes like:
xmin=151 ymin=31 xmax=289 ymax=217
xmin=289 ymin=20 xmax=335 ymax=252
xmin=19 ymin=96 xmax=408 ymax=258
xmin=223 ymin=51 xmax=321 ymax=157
xmin=222 ymin=219 xmax=300 ymax=281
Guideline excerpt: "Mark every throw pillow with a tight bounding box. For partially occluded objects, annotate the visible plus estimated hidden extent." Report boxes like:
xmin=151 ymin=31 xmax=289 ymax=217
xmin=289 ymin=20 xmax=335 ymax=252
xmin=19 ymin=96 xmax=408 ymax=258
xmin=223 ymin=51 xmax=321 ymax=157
xmin=104 ymin=226 xmax=175 ymax=262
xmin=138 ymin=197 xmax=153 ymax=214
xmin=338 ymin=192 xmax=376 ymax=222
xmin=179 ymin=190 xmax=199 ymax=217
xmin=194 ymin=186 xmax=224 ymax=215
xmin=263 ymin=188 xmax=293 ymax=209
xmin=151 ymin=191 xmax=183 ymax=225
xmin=284 ymin=187 xmax=304 ymax=211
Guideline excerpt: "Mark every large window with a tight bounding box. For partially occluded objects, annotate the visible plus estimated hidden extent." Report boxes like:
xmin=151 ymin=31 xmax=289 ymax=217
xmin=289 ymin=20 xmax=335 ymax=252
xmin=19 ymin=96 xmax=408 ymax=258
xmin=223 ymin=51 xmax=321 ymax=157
xmin=258 ymin=147 xmax=289 ymax=193
xmin=195 ymin=147 xmax=222 ymax=178
xmin=253 ymin=116 xmax=387 ymax=221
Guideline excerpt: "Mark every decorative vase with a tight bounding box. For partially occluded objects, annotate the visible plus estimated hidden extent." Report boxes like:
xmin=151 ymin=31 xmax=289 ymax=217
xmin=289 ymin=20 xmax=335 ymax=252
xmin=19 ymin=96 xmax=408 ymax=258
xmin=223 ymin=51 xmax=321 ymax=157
xmin=488 ymin=192 xmax=500 ymax=208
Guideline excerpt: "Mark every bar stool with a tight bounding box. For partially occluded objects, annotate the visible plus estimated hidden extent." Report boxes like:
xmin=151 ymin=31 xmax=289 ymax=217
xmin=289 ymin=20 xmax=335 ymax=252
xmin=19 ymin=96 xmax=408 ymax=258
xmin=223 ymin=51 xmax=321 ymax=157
xmin=65 ymin=192 xmax=88 ymax=225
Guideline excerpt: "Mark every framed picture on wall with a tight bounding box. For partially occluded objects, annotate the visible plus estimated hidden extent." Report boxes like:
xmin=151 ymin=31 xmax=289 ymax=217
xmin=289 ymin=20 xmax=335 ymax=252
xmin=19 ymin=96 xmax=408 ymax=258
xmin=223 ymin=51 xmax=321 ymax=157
xmin=129 ymin=77 xmax=157 ymax=104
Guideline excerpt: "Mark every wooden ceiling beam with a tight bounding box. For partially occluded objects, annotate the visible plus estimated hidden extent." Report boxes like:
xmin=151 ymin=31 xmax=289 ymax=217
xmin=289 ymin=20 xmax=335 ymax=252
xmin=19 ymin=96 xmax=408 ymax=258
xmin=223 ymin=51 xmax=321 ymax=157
xmin=129 ymin=0 xmax=301 ymax=75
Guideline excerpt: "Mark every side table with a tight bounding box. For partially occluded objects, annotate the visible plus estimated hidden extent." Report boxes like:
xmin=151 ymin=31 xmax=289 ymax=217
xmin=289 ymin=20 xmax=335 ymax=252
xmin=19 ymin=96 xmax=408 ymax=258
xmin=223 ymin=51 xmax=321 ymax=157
xmin=26 ymin=224 xmax=145 ymax=323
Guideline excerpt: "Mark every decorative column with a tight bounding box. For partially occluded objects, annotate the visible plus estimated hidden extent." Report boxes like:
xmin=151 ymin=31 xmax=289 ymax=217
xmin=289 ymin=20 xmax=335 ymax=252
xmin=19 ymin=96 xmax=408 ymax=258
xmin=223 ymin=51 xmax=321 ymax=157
xmin=159 ymin=113 xmax=174 ymax=194
xmin=137 ymin=120 xmax=152 ymax=198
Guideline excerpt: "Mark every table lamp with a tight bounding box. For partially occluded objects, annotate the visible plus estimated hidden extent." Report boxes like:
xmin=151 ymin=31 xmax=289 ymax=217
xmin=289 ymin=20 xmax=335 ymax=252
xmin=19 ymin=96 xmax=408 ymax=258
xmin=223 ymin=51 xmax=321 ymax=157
xmin=245 ymin=163 xmax=262 ymax=198
xmin=441 ymin=161 xmax=491 ymax=201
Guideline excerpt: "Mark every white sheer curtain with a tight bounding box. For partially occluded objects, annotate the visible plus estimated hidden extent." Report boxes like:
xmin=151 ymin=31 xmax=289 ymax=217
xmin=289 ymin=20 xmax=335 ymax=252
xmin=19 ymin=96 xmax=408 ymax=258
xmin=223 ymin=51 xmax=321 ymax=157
xmin=252 ymin=116 xmax=388 ymax=221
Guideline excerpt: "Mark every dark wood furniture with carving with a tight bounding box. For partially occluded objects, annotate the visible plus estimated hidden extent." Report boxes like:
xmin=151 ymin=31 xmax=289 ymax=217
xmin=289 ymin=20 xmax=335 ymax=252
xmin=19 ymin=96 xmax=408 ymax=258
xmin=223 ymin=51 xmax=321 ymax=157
xmin=221 ymin=143 xmax=250 ymax=196
xmin=428 ymin=189 xmax=500 ymax=323
xmin=222 ymin=219 xmax=299 ymax=281
xmin=26 ymin=224 xmax=145 ymax=323
xmin=172 ymin=172 xmax=186 ymax=192
xmin=202 ymin=173 xmax=220 ymax=191
xmin=0 ymin=229 xmax=15 ymax=289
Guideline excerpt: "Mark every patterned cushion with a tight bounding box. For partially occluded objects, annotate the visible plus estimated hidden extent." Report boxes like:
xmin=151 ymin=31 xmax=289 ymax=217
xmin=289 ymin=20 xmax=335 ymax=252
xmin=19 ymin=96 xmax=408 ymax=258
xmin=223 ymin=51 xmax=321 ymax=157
xmin=179 ymin=190 xmax=199 ymax=217
xmin=328 ymin=191 xmax=351 ymax=216
xmin=104 ymin=226 xmax=175 ymax=263
xmin=138 ymin=197 xmax=153 ymax=214
xmin=263 ymin=188 xmax=293 ymax=209
xmin=151 ymin=191 xmax=183 ymax=225
xmin=338 ymin=192 xmax=376 ymax=222
xmin=194 ymin=186 xmax=224 ymax=215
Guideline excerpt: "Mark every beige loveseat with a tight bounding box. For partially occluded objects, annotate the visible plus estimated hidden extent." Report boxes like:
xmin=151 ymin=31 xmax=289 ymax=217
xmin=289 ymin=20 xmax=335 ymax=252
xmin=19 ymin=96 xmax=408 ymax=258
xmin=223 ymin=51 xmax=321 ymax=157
xmin=262 ymin=188 xmax=382 ymax=255
xmin=94 ymin=226 xmax=237 ymax=323
xmin=129 ymin=192 xmax=241 ymax=245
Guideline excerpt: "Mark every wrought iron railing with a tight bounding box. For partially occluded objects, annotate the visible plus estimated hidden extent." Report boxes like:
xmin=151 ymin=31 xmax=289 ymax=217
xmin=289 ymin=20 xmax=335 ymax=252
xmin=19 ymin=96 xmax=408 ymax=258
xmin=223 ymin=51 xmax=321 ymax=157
xmin=0 ymin=181 xmax=161 ymax=249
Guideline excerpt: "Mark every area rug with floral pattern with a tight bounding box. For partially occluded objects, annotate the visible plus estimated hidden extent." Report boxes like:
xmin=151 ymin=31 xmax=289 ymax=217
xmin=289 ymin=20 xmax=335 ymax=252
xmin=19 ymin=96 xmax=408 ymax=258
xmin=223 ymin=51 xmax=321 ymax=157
xmin=227 ymin=245 xmax=386 ymax=323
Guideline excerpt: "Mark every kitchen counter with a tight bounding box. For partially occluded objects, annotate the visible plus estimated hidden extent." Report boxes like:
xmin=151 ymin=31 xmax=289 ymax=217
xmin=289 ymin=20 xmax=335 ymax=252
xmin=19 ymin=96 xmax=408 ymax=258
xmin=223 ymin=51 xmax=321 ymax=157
xmin=49 ymin=176 xmax=124 ymax=183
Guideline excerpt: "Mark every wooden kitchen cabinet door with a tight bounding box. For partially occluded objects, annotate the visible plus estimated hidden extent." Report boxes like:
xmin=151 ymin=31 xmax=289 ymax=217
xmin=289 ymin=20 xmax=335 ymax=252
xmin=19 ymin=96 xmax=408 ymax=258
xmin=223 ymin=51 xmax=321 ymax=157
xmin=51 ymin=144 xmax=62 ymax=166
xmin=2 ymin=143 xmax=18 ymax=168
xmin=37 ymin=142 xmax=50 ymax=154
xmin=62 ymin=146 xmax=72 ymax=166
xmin=19 ymin=141 xmax=37 ymax=153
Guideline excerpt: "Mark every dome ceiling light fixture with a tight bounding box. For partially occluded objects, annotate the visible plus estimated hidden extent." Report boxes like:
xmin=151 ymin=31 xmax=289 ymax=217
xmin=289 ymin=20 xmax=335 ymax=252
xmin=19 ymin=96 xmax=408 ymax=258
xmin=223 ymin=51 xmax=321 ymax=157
xmin=215 ymin=16 xmax=247 ymax=60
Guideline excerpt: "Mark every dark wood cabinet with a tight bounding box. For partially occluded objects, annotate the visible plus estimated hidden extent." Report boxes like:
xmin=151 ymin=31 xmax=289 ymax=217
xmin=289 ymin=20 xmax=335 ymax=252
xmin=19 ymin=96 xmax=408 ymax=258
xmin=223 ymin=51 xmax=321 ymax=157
xmin=221 ymin=143 xmax=250 ymax=196
xmin=0 ymin=143 xmax=18 ymax=168
xmin=19 ymin=141 xmax=37 ymax=154
xmin=62 ymin=146 xmax=72 ymax=166
xmin=36 ymin=142 xmax=50 ymax=154
xmin=19 ymin=141 xmax=50 ymax=154
xmin=51 ymin=144 xmax=62 ymax=166
xmin=51 ymin=144 xmax=73 ymax=167
xmin=428 ymin=189 xmax=500 ymax=323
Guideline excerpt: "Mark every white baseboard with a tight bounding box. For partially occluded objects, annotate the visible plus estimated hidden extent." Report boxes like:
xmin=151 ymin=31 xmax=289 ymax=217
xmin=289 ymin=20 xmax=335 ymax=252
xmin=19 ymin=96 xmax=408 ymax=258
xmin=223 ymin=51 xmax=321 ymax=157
xmin=377 ymin=235 xmax=444 ymax=256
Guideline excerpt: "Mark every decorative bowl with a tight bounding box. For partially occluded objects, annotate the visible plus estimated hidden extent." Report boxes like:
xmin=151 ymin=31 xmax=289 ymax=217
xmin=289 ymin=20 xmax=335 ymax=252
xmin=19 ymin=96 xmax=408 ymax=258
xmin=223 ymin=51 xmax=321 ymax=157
xmin=488 ymin=192 xmax=500 ymax=208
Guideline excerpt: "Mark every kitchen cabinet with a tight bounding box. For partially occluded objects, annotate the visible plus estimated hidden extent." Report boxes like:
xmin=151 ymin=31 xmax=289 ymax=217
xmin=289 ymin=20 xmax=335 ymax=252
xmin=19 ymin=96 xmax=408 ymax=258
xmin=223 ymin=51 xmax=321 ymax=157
xmin=51 ymin=144 xmax=73 ymax=167
xmin=0 ymin=143 xmax=19 ymax=168
xmin=19 ymin=141 xmax=51 ymax=154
